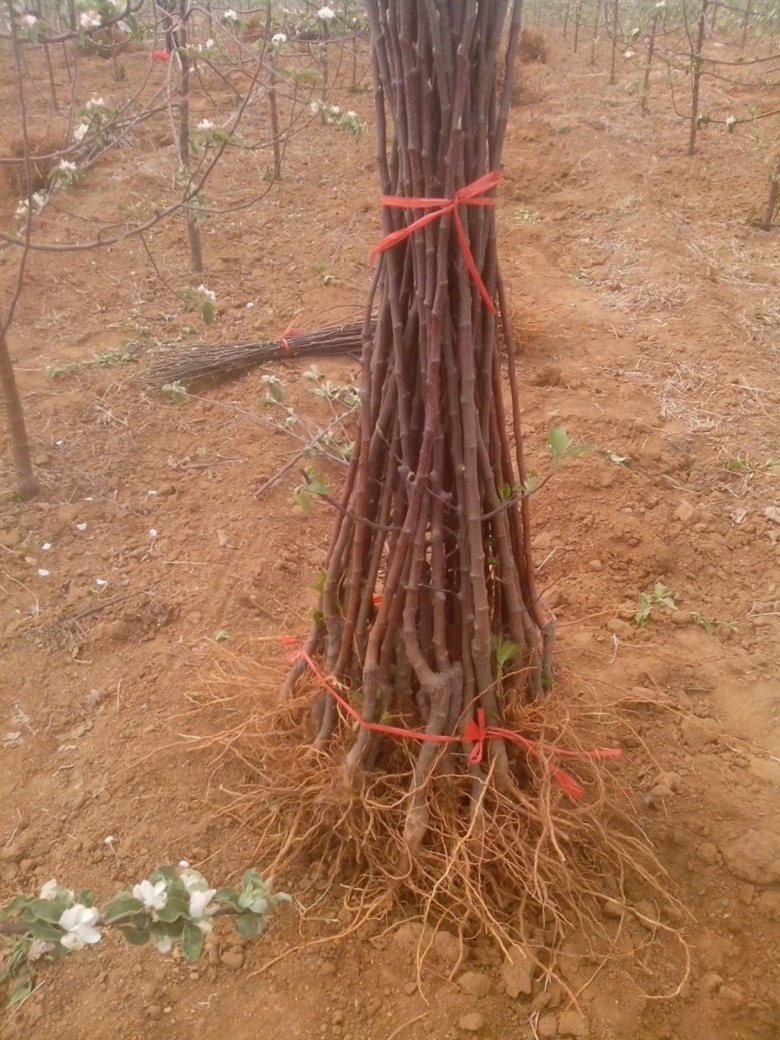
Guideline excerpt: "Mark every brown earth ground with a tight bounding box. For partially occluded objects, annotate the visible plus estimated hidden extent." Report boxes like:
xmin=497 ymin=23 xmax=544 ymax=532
xmin=0 ymin=24 xmax=778 ymax=1040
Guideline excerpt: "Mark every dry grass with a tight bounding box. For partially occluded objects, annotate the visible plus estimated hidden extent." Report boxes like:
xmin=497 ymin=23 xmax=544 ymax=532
xmin=180 ymin=642 xmax=691 ymax=998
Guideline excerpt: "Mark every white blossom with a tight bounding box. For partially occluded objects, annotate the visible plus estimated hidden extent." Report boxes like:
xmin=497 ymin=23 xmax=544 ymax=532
xmin=20 ymin=13 xmax=38 ymax=28
xmin=196 ymin=284 xmax=217 ymax=303
xmin=57 ymin=159 xmax=78 ymax=173
xmin=725 ymin=115 xmax=737 ymax=128
xmin=222 ymin=8 xmax=239 ymax=23
xmin=196 ymin=119 xmax=215 ymax=131
xmin=15 ymin=199 xmax=29 ymax=219
xmin=73 ymin=123 xmax=89 ymax=142
xmin=271 ymin=32 xmax=287 ymax=45
xmin=180 ymin=868 xmax=208 ymax=894
xmin=132 ymin=878 xmax=168 ymax=911
xmin=79 ymin=10 xmax=102 ymax=29
xmin=86 ymin=96 xmax=105 ymax=110
xmin=149 ymin=528 xmax=158 ymax=538
xmin=623 ymin=49 xmax=635 ymax=59
xmin=188 ymin=887 xmax=217 ymax=930
xmin=317 ymin=6 xmax=335 ymax=20
xmin=42 ymin=542 xmax=52 ymax=551
xmin=154 ymin=935 xmax=174 ymax=954
xmin=59 ymin=904 xmax=101 ymax=950
xmin=40 ymin=879 xmax=65 ymax=900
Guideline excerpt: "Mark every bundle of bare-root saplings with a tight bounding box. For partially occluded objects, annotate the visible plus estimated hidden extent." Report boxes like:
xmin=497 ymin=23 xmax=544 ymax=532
xmin=220 ymin=1 xmax=680 ymax=972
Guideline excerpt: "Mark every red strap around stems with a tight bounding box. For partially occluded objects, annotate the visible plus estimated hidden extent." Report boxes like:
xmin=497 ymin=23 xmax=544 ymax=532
xmin=278 ymin=314 xmax=303 ymax=353
xmin=370 ymin=171 xmax=502 ymax=315
xmin=283 ymin=639 xmax=621 ymax=801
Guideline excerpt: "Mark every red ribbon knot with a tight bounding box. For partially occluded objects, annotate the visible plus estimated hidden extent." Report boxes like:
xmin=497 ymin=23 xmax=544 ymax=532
xmin=370 ymin=171 xmax=502 ymax=314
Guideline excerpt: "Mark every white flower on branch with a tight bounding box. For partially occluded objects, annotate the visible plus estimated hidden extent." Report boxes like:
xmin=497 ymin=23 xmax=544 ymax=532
xmin=86 ymin=96 xmax=106 ymax=110
xmin=317 ymin=6 xmax=335 ymax=20
xmin=20 ymin=13 xmax=38 ymax=27
xmin=132 ymin=879 xmax=168 ymax=911
xmin=196 ymin=119 xmax=215 ymax=131
xmin=222 ymin=8 xmax=239 ymax=23
xmin=725 ymin=115 xmax=737 ymax=130
xmin=196 ymin=284 xmax=217 ymax=303
xmin=271 ymin=32 xmax=287 ymax=45
xmin=57 ymin=160 xmax=78 ymax=173
xmin=79 ymin=10 xmax=102 ymax=29
xmin=40 ymin=879 xmax=73 ymax=900
xmin=73 ymin=122 xmax=90 ymax=142
xmin=188 ymin=888 xmax=217 ymax=930
xmin=58 ymin=904 xmax=101 ymax=950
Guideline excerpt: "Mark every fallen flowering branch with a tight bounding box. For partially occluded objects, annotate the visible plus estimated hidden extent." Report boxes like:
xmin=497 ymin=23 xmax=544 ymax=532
xmin=0 ymin=864 xmax=290 ymax=1008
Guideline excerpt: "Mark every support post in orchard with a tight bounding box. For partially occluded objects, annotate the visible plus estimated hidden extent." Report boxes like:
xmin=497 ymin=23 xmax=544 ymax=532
xmin=0 ymin=324 xmax=40 ymax=500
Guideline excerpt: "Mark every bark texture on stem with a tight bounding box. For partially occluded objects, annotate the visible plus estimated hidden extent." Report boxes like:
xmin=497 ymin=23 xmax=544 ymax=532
xmin=293 ymin=0 xmax=553 ymax=846
xmin=0 ymin=327 xmax=39 ymax=499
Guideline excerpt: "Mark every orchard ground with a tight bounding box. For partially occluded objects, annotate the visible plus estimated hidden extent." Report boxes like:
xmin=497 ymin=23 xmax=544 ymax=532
xmin=0 ymin=26 xmax=778 ymax=1040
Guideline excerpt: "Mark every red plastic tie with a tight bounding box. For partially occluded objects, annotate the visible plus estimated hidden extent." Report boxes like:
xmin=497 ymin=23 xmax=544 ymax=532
xmin=278 ymin=314 xmax=303 ymax=353
xmin=370 ymin=171 xmax=502 ymax=314
xmin=290 ymin=644 xmax=621 ymax=801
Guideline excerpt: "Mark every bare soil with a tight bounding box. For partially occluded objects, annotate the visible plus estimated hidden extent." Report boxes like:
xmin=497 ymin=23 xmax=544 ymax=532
xmin=1 ymin=27 xmax=778 ymax=1040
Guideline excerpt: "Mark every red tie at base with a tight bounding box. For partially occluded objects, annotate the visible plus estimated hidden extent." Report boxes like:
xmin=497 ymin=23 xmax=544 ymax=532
xmin=282 ymin=638 xmax=621 ymax=802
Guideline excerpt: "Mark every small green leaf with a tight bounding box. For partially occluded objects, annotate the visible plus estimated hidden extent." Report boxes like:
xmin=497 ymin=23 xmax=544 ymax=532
xmin=181 ymin=921 xmax=204 ymax=963
xmin=236 ymin=913 xmax=265 ymax=939
xmin=495 ymin=638 xmax=521 ymax=669
xmin=294 ymin=488 xmax=312 ymax=514
xmin=155 ymin=895 xmax=190 ymax=923
xmin=26 ymin=919 xmax=62 ymax=942
xmin=548 ymin=426 xmax=571 ymax=465
xmin=520 ymin=473 xmax=539 ymax=496
xmin=567 ymin=442 xmax=594 ymax=459
xmin=26 ymin=898 xmax=65 ymax=924
xmin=119 ymin=926 xmax=152 ymax=946
xmin=201 ymin=299 xmax=215 ymax=325
xmin=8 ymin=974 xmax=32 ymax=1008
xmin=149 ymin=866 xmax=179 ymax=886
xmin=214 ymin=888 xmax=240 ymax=909
xmin=103 ymin=894 xmax=145 ymax=924
xmin=162 ymin=381 xmax=188 ymax=404
xmin=498 ymin=483 xmax=512 ymax=502
xmin=0 ymin=896 xmax=33 ymax=922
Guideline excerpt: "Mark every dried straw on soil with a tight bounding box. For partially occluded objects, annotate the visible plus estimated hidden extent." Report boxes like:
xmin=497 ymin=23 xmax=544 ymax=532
xmin=186 ymin=645 xmax=689 ymax=994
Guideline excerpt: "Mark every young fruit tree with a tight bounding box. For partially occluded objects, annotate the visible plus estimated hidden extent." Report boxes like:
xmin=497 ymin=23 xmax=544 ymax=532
xmin=244 ymin=0 xmax=657 ymax=951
